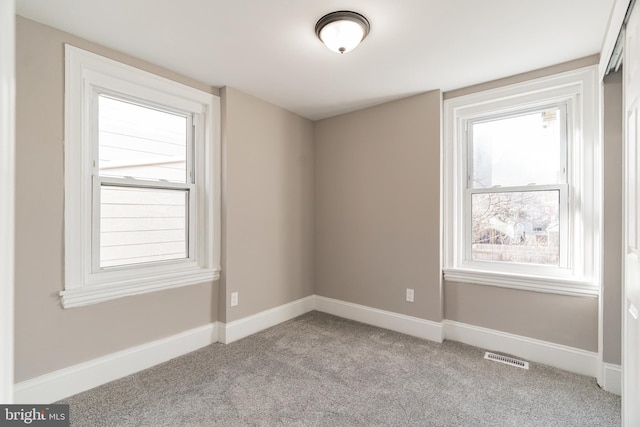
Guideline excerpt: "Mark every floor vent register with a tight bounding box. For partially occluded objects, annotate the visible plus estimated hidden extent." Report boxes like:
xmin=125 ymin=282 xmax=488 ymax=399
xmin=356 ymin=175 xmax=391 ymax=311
xmin=484 ymin=351 xmax=530 ymax=369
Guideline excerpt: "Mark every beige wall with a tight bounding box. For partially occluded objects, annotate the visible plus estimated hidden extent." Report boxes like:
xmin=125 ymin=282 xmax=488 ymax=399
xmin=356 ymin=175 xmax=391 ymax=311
xmin=444 ymin=282 xmax=598 ymax=350
xmin=14 ymin=17 xmax=219 ymax=382
xmin=220 ymin=87 xmax=315 ymax=323
xmin=314 ymin=91 xmax=443 ymax=321
xmin=603 ymin=68 xmax=623 ymax=364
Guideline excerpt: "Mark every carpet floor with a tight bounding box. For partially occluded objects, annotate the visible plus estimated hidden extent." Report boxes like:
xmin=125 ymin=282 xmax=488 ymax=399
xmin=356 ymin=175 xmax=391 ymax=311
xmin=60 ymin=311 xmax=621 ymax=426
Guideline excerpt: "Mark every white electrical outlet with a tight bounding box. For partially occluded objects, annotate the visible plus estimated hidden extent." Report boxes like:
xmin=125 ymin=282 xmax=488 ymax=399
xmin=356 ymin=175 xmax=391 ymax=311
xmin=231 ymin=292 xmax=238 ymax=307
xmin=406 ymin=288 xmax=414 ymax=302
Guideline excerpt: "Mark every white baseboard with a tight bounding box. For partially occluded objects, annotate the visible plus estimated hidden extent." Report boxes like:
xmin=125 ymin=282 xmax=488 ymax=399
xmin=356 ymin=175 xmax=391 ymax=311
xmin=314 ymin=295 xmax=444 ymax=343
xmin=602 ymin=363 xmax=622 ymax=395
xmin=443 ymin=320 xmax=598 ymax=377
xmin=314 ymin=298 xmax=599 ymax=379
xmin=14 ymin=322 xmax=218 ymax=404
xmin=13 ymin=295 xmax=611 ymax=403
xmin=219 ymin=295 xmax=315 ymax=344
xmin=13 ymin=295 xmax=316 ymax=403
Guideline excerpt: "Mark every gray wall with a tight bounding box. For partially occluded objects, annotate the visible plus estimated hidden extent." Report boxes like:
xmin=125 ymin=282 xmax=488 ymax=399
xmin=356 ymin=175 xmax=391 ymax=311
xmin=603 ymin=68 xmax=623 ymax=364
xmin=220 ymin=87 xmax=315 ymax=323
xmin=314 ymin=91 xmax=443 ymax=322
xmin=14 ymin=17 xmax=221 ymax=382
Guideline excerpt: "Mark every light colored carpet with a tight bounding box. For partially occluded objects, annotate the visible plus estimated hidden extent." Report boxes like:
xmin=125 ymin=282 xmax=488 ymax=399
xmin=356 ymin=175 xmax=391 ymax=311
xmin=59 ymin=311 xmax=621 ymax=426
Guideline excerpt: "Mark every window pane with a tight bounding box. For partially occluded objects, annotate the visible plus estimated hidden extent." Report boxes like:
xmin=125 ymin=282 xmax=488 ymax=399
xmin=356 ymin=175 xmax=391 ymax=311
xmin=98 ymin=95 xmax=188 ymax=183
xmin=471 ymin=108 xmax=562 ymax=188
xmin=100 ymin=186 xmax=188 ymax=268
xmin=471 ymin=190 xmax=560 ymax=265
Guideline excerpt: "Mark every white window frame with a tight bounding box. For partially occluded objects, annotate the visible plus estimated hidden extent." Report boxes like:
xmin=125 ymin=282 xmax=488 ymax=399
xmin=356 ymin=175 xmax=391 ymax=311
xmin=62 ymin=45 xmax=221 ymax=308
xmin=442 ymin=66 xmax=601 ymax=297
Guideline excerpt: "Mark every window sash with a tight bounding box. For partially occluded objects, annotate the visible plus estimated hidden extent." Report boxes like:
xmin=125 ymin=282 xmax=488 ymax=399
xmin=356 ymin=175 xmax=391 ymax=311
xmin=464 ymin=184 xmax=569 ymax=269
xmin=466 ymin=103 xmax=568 ymax=190
xmin=91 ymin=176 xmax=196 ymax=273
xmin=93 ymin=89 xmax=196 ymax=184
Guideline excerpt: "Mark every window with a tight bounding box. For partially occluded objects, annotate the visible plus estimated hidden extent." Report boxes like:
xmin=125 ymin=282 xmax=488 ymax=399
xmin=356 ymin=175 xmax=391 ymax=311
xmin=62 ymin=45 xmax=221 ymax=308
xmin=97 ymin=96 xmax=192 ymax=269
xmin=443 ymin=67 xmax=600 ymax=296
xmin=468 ymin=106 xmax=567 ymax=267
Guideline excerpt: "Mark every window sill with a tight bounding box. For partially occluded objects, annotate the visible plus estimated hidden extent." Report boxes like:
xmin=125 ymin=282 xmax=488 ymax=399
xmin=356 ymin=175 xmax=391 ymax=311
xmin=60 ymin=268 xmax=220 ymax=308
xmin=443 ymin=268 xmax=598 ymax=297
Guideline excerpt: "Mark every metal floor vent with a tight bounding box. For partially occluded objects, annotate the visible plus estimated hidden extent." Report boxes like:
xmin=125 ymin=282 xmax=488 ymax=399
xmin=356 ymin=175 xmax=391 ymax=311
xmin=484 ymin=351 xmax=529 ymax=369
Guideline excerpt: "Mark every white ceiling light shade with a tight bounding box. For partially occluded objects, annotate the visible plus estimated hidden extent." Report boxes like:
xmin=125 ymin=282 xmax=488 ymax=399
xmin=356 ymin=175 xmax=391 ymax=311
xmin=315 ymin=11 xmax=370 ymax=54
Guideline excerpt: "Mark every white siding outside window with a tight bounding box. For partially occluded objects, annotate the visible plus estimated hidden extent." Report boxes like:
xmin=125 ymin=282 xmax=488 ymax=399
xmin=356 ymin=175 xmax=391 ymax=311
xmin=62 ymin=45 xmax=221 ymax=308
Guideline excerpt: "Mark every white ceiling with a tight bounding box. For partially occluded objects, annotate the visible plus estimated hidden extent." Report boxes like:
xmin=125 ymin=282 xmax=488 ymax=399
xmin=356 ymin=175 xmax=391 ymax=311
xmin=16 ymin=0 xmax=615 ymax=120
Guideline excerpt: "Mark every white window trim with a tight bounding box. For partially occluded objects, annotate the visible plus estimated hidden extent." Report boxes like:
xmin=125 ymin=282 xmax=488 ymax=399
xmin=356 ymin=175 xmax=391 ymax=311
xmin=442 ymin=66 xmax=601 ymax=297
xmin=62 ymin=45 xmax=221 ymax=308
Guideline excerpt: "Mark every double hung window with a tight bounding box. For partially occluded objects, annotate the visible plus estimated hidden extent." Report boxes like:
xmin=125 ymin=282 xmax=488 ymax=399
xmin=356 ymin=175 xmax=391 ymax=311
xmin=63 ymin=46 xmax=221 ymax=308
xmin=468 ymin=105 xmax=567 ymax=267
xmin=96 ymin=95 xmax=194 ymax=269
xmin=443 ymin=67 xmax=600 ymax=296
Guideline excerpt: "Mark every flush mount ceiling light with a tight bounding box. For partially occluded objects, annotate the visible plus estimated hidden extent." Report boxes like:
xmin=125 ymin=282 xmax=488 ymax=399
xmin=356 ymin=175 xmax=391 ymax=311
xmin=315 ymin=11 xmax=370 ymax=54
